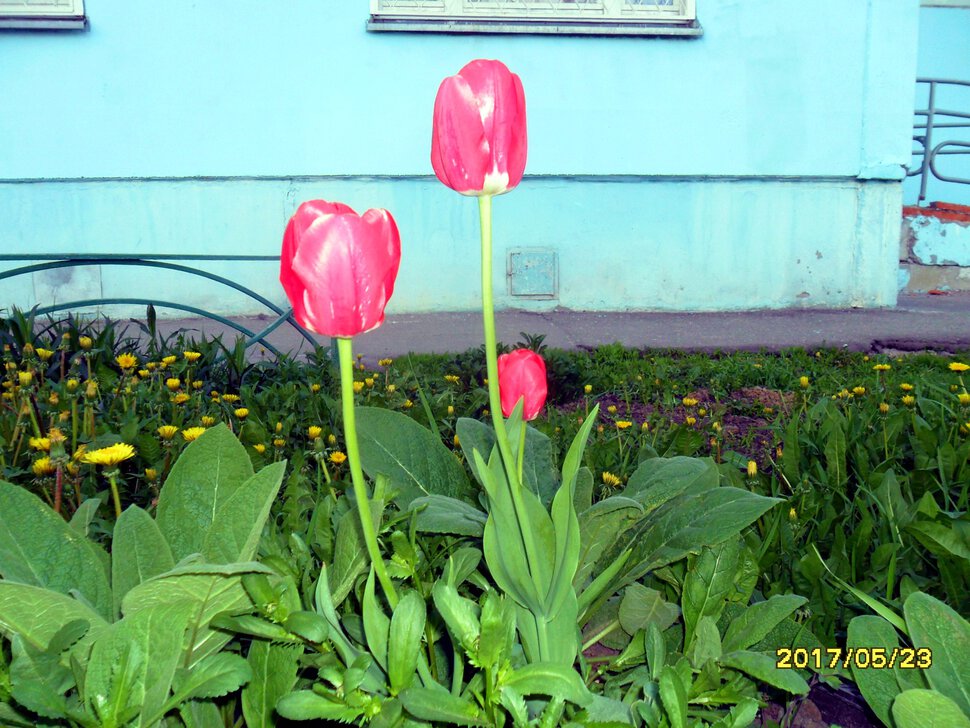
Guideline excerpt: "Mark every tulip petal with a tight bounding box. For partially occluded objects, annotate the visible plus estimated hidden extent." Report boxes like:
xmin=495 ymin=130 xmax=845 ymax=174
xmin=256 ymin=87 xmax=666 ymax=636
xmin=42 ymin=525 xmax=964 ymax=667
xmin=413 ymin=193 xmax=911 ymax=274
xmin=432 ymin=75 xmax=491 ymax=195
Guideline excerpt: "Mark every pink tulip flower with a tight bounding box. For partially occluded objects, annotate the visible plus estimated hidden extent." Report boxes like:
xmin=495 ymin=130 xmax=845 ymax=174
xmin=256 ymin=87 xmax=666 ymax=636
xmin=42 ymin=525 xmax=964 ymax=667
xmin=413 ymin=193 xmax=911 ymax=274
xmin=280 ymin=200 xmax=401 ymax=338
xmin=498 ymin=349 xmax=547 ymax=420
xmin=431 ymin=59 xmax=527 ymax=196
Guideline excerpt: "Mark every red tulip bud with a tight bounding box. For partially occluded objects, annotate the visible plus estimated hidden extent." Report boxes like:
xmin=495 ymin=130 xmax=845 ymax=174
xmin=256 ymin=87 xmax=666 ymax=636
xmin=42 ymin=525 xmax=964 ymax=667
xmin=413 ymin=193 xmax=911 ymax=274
xmin=431 ymin=59 xmax=527 ymax=196
xmin=497 ymin=349 xmax=547 ymax=420
xmin=280 ymin=200 xmax=401 ymax=338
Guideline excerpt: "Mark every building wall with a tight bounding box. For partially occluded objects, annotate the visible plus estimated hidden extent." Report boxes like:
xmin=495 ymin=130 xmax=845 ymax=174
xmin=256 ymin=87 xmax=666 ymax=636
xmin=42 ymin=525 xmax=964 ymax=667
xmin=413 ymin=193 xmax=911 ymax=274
xmin=0 ymin=0 xmax=920 ymax=316
xmin=903 ymin=5 xmax=970 ymax=207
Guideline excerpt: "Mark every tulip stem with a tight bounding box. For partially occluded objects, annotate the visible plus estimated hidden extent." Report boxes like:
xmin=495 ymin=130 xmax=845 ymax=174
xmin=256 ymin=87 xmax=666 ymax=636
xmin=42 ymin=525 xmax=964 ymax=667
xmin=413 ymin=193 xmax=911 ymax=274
xmin=337 ymin=337 xmax=399 ymax=609
xmin=478 ymin=195 xmax=544 ymax=598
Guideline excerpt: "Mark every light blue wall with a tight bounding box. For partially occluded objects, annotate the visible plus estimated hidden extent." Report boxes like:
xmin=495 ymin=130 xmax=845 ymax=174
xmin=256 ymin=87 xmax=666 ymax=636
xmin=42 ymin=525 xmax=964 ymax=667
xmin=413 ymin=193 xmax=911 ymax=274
xmin=0 ymin=0 xmax=920 ymax=315
xmin=903 ymin=6 xmax=970 ymax=205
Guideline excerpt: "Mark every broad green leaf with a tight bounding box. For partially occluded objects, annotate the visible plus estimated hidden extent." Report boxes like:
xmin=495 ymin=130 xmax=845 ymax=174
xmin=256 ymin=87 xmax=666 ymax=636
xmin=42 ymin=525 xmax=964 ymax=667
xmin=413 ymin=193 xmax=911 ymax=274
xmin=906 ymin=520 xmax=970 ymax=561
xmin=357 ymin=407 xmax=472 ymax=507
xmin=0 ymin=582 xmax=108 ymax=665
xmin=170 ymin=653 xmax=252 ymax=702
xmin=432 ymin=581 xmax=480 ymax=656
xmin=822 ymin=408 xmax=847 ymax=487
xmin=409 ymin=494 xmax=487 ymax=537
xmin=658 ymin=666 xmax=688 ymax=728
xmin=111 ymin=506 xmax=175 ymax=615
xmin=283 ymin=611 xmax=328 ymax=644
xmin=575 ymin=466 xmax=594 ymax=513
xmin=156 ymin=424 xmax=255 ymax=562
xmin=122 ymin=571 xmax=258 ymax=670
xmin=847 ymin=615 xmax=902 ymax=727
xmin=682 ymin=539 xmax=740 ymax=649
xmin=904 ymin=591 xmax=970 ymax=715
xmin=618 ymin=583 xmax=680 ymax=635
xmin=576 ymin=694 xmax=635 ymax=725
xmin=202 ymin=461 xmax=286 ymax=563
xmin=720 ymin=650 xmax=809 ymax=695
xmin=502 ymin=662 xmax=593 ymax=706
xmin=68 ymin=498 xmax=102 ymax=538
xmin=721 ymin=594 xmax=808 ymax=653
xmin=242 ymin=641 xmax=303 ymax=728
xmin=329 ymin=505 xmax=370 ymax=608
xmin=88 ymin=637 xmax=143 ymax=727
xmin=576 ymin=496 xmax=643 ymax=585
xmin=362 ymin=568 xmax=390 ymax=671
xmin=713 ymin=698 xmax=760 ymax=728
xmin=276 ymin=691 xmax=364 ymax=723
xmin=9 ymin=634 xmax=73 ymax=720
xmin=84 ymin=602 xmax=193 ymax=728
xmin=892 ymin=689 xmax=970 ymax=728
xmin=601 ymin=488 xmax=781 ymax=587
xmin=388 ymin=590 xmax=426 ymax=693
xmin=478 ymin=591 xmax=515 ymax=671
xmin=622 ymin=456 xmax=719 ymax=513
xmin=399 ymin=684 xmax=487 ymax=726
xmin=179 ymin=699 xmax=225 ymax=728
xmin=0 ymin=480 xmax=113 ymax=620
xmin=690 ymin=616 xmax=722 ymax=667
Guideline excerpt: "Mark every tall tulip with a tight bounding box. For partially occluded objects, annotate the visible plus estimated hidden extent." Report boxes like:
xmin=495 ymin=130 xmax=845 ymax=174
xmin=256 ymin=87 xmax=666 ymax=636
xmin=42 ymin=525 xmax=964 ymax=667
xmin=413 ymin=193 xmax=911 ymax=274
xmin=431 ymin=59 xmax=527 ymax=196
xmin=279 ymin=198 xmax=403 ymax=609
xmin=498 ymin=349 xmax=547 ymax=421
xmin=280 ymin=199 xmax=401 ymax=339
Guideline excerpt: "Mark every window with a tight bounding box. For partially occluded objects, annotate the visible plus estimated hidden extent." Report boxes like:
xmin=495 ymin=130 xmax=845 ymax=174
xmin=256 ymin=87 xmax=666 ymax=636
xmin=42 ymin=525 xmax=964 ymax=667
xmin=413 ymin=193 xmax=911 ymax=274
xmin=368 ymin=0 xmax=701 ymax=37
xmin=0 ymin=0 xmax=86 ymax=29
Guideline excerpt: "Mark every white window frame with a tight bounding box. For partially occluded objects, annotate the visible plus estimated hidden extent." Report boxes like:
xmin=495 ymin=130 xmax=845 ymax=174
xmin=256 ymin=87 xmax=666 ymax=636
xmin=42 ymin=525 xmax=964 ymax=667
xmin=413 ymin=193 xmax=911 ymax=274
xmin=369 ymin=0 xmax=701 ymax=36
xmin=0 ymin=0 xmax=86 ymax=29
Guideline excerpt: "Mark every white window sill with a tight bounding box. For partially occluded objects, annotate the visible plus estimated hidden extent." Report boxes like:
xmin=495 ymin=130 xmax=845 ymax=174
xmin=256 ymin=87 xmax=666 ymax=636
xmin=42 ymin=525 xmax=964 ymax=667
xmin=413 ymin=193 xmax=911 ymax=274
xmin=367 ymin=16 xmax=702 ymax=36
xmin=0 ymin=16 xmax=86 ymax=29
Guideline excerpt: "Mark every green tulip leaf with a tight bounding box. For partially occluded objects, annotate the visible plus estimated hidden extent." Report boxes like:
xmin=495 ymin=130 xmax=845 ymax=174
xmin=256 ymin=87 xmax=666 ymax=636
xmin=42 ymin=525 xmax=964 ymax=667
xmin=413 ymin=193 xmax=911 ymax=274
xmin=904 ymin=591 xmax=970 ymax=715
xmin=409 ymin=494 xmax=487 ymax=537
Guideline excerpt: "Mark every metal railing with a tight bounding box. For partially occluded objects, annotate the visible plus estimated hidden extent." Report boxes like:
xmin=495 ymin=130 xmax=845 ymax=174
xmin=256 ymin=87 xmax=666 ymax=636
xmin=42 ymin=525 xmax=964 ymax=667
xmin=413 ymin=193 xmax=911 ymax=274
xmin=910 ymin=77 xmax=970 ymax=204
xmin=0 ymin=254 xmax=318 ymax=358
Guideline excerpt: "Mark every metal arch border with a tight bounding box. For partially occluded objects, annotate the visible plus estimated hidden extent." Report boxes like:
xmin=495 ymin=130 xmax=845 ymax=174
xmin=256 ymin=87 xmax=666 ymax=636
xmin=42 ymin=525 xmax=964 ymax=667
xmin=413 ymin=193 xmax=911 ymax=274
xmin=0 ymin=255 xmax=320 ymax=357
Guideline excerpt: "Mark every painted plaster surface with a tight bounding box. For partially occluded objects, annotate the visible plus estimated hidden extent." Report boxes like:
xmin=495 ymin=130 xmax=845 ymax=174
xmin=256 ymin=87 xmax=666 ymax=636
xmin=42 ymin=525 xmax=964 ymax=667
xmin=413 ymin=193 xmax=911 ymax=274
xmin=1 ymin=0 xmax=915 ymax=180
xmin=903 ymin=5 xmax=970 ymax=206
xmin=907 ymin=215 xmax=970 ymax=266
xmin=0 ymin=177 xmax=900 ymax=316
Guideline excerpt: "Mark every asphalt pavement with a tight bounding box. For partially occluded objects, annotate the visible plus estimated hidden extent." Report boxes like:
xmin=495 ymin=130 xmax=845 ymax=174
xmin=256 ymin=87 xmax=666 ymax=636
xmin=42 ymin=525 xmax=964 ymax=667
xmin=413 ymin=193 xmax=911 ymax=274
xmin=150 ymin=292 xmax=970 ymax=363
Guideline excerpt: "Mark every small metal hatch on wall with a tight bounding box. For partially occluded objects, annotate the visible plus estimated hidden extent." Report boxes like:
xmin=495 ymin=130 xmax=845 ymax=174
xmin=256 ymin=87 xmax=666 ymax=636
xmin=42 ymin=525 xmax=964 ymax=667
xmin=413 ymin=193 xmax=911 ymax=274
xmin=507 ymin=248 xmax=558 ymax=300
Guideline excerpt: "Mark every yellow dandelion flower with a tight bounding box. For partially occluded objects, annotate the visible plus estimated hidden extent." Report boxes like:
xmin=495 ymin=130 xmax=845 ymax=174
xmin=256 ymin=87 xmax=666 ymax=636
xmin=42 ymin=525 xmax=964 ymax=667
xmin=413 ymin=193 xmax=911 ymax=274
xmin=386 ymin=384 xmax=396 ymax=393
xmin=308 ymin=426 xmax=323 ymax=439
xmin=29 ymin=436 xmax=51 ymax=451
xmin=82 ymin=443 xmax=136 ymax=466
xmin=789 ymin=507 xmax=798 ymax=521
xmin=146 ymin=362 xmax=157 ymax=371
xmin=329 ymin=451 xmax=348 ymax=465
xmin=201 ymin=416 xmax=216 ymax=427
xmin=222 ymin=393 xmax=240 ymax=403
xmin=173 ymin=393 xmax=190 ymax=405
xmin=253 ymin=443 xmax=266 ymax=454
xmin=746 ymin=460 xmax=758 ymax=478
xmin=145 ymin=468 xmax=158 ymax=480
xmin=799 ymin=376 xmax=810 ymax=388
xmin=311 ymin=383 xmax=321 ymax=393
xmin=597 ymin=425 xmax=605 ymax=433
xmin=72 ymin=445 xmax=87 ymax=461
xmin=353 ymin=381 xmax=364 ymax=394
xmin=698 ymin=408 xmax=707 ymax=416
xmin=616 ymin=420 xmax=633 ymax=429
xmin=378 ymin=358 xmax=393 ymax=367
xmin=900 ymin=383 xmax=914 ymax=391
xmin=183 ymin=351 xmax=201 ymax=362
xmin=32 ymin=457 xmax=56 ymax=477
xmin=138 ymin=369 xmax=150 ymax=378
xmin=949 ymin=362 xmax=970 ymax=372
xmin=115 ymin=353 xmax=138 ymax=370
xmin=404 ymin=399 xmax=414 ymax=408
xmin=447 ymin=405 xmax=455 ymax=416
xmin=601 ymin=472 xmax=622 ymax=487
xmin=607 ymin=405 xmax=617 ymax=414
xmin=365 ymin=377 xmax=374 ymax=387
xmin=453 ymin=434 xmax=460 ymax=447
xmin=958 ymin=393 xmax=970 ymax=406
xmin=584 ymin=384 xmax=593 ymax=394
xmin=444 ymin=375 xmax=460 ymax=384
xmin=165 ymin=377 xmax=181 ymax=391
xmin=161 ymin=355 xmax=177 ymax=365
xmin=273 ymin=437 xmax=286 ymax=448
xmin=873 ymin=364 xmax=891 ymax=372
xmin=682 ymin=397 xmax=699 ymax=407
xmin=158 ymin=425 xmax=179 ymax=440
xmin=327 ymin=433 xmax=337 ymax=445
xmin=852 ymin=386 xmax=866 ymax=396
xmin=35 ymin=348 xmax=55 ymax=361
xmin=902 ymin=395 xmax=916 ymax=406
xmin=685 ymin=416 xmax=697 ymax=426
xmin=191 ymin=380 xmax=203 ymax=390
xmin=879 ymin=403 xmax=890 ymax=414
xmin=275 ymin=421 xmax=283 ymax=433
xmin=181 ymin=427 xmax=207 ymax=442
xmin=234 ymin=407 xmax=249 ymax=419
xmin=641 ymin=421 xmax=650 ymax=431
xmin=712 ymin=421 xmax=721 ymax=432
xmin=78 ymin=335 xmax=93 ymax=350
xmin=18 ymin=371 xmax=32 ymax=386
